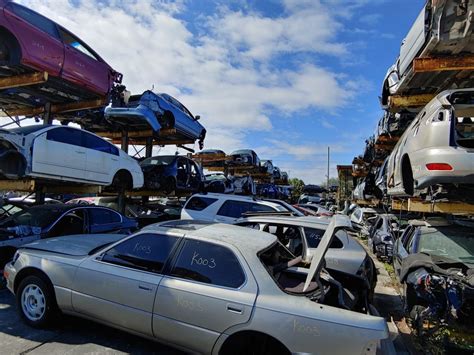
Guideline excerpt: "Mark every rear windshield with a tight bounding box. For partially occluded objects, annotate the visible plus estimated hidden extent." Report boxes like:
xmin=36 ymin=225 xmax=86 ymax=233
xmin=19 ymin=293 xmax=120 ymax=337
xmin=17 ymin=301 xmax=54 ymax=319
xmin=419 ymin=226 xmax=474 ymax=264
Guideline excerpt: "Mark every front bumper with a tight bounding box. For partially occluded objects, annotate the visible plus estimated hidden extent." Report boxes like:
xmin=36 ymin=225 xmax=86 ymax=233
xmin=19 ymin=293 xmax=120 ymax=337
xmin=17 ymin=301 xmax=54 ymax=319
xmin=3 ymin=261 xmax=16 ymax=294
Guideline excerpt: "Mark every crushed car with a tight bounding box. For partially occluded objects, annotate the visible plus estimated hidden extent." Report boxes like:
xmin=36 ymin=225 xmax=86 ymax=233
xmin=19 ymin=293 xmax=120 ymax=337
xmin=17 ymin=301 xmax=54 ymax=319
xmin=140 ymin=155 xmax=203 ymax=194
xmin=105 ymin=91 xmax=206 ymax=149
xmin=4 ymin=217 xmax=389 ymax=354
xmin=0 ymin=125 xmax=144 ymax=190
xmin=381 ymin=0 xmax=474 ymax=108
xmin=386 ymin=89 xmax=474 ymax=199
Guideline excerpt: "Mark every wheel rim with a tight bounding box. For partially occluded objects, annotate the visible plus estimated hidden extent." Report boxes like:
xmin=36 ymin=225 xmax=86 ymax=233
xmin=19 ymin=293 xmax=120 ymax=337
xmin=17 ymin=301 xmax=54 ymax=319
xmin=21 ymin=284 xmax=46 ymax=321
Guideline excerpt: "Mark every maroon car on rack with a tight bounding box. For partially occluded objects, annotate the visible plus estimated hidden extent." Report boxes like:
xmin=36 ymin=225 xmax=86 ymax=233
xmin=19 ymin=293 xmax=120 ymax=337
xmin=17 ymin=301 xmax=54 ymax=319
xmin=0 ymin=0 xmax=121 ymax=97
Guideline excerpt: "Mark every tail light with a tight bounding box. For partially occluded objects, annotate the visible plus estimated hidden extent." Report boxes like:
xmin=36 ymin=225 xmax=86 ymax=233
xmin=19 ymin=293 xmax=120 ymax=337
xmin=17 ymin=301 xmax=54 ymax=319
xmin=426 ymin=163 xmax=453 ymax=171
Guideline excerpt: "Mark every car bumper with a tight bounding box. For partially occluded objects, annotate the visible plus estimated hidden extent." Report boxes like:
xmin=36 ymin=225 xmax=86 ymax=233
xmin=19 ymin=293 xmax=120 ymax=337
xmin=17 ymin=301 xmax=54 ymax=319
xmin=411 ymin=147 xmax=474 ymax=189
xmin=3 ymin=261 xmax=16 ymax=294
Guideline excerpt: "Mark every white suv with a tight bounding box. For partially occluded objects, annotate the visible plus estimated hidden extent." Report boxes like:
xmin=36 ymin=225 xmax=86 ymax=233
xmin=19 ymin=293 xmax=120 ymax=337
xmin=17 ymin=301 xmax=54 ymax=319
xmin=181 ymin=193 xmax=287 ymax=223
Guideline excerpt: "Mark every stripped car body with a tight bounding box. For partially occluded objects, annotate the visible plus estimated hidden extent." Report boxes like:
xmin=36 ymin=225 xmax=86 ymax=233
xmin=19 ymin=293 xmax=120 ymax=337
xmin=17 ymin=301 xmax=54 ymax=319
xmin=4 ymin=217 xmax=388 ymax=354
xmin=0 ymin=204 xmax=135 ymax=269
xmin=393 ymin=220 xmax=474 ymax=338
xmin=235 ymin=214 xmax=377 ymax=296
xmin=105 ymin=91 xmax=206 ymax=149
xmin=386 ymin=89 xmax=474 ymax=198
xmin=367 ymin=214 xmax=399 ymax=260
xmin=227 ymin=149 xmax=260 ymax=167
xmin=0 ymin=0 xmax=122 ymax=113
xmin=381 ymin=0 xmax=474 ymax=108
xmin=140 ymin=155 xmax=203 ymax=193
xmin=0 ymin=125 xmax=143 ymax=189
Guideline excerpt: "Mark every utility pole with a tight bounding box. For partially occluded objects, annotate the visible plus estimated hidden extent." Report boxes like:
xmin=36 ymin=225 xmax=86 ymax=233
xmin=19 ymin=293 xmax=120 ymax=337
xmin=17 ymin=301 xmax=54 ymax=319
xmin=327 ymin=146 xmax=330 ymax=189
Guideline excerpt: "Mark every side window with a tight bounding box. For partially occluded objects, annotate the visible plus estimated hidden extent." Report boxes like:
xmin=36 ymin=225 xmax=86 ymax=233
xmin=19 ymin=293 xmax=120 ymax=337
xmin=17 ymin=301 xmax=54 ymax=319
xmin=185 ymin=197 xmax=218 ymax=211
xmin=170 ymin=239 xmax=245 ymax=288
xmin=250 ymin=203 xmax=276 ymax=213
xmin=83 ymin=132 xmax=118 ymax=155
xmin=9 ymin=3 xmax=59 ymax=38
xmin=46 ymin=127 xmax=82 ymax=146
xmin=304 ymin=227 xmax=325 ymax=248
xmin=237 ymin=222 xmax=261 ymax=230
xmin=375 ymin=218 xmax=383 ymax=230
xmin=49 ymin=209 xmax=85 ymax=237
xmin=407 ymin=232 xmax=418 ymax=254
xmin=401 ymin=226 xmax=413 ymax=247
xmin=102 ymin=233 xmax=178 ymax=273
xmin=89 ymin=208 xmax=121 ymax=225
xmin=58 ymin=28 xmax=99 ymax=61
xmin=217 ymin=201 xmax=252 ymax=218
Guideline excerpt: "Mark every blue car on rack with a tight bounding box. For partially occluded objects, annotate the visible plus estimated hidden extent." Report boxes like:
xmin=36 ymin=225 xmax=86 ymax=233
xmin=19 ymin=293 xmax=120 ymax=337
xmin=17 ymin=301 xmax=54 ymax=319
xmin=105 ymin=90 xmax=206 ymax=149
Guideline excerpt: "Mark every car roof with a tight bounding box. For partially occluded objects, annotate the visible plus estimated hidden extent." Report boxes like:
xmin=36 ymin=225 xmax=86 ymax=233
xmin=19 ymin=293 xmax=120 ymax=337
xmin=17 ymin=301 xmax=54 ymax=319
xmin=190 ymin=193 xmax=280 ymax=205
xmin=148 ymin=221 xmax=277 ymax=253
xmin=237 ymin=215 xmax=330 ymax=227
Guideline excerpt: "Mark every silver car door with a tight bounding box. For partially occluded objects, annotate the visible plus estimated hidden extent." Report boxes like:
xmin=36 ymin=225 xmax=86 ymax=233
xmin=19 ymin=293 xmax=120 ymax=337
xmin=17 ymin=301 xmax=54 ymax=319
xmin=71 ymin=232 xmax=181 ymax=336
xmin=152 ymin=237 xmax=257 ymax=354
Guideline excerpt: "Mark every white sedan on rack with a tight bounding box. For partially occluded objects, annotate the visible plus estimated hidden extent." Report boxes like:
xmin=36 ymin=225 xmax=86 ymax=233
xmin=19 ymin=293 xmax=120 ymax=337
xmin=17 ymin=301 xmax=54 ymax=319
xmin=0 ymin=125 xmax=143 ymax=189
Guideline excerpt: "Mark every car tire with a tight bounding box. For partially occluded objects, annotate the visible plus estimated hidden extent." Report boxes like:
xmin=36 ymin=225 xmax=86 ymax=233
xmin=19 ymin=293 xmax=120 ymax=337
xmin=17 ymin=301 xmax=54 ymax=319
xmin=16 ymin=275 xmax=59 ymax=328
xmin=112 ymin=170 xmax=132 ymax=192
xmin=0 ymin=30 xmax=21 ymax=65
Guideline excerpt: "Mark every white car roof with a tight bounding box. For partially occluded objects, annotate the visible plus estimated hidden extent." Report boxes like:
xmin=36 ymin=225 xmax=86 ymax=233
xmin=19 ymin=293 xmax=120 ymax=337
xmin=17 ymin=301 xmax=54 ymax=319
xmin=148 ymin=220 xmax=277 ymax=254
xmin=189 ymin=193 xmax=285 ymax=209
xmin=237 ymin=215 xmax=331 ymax=227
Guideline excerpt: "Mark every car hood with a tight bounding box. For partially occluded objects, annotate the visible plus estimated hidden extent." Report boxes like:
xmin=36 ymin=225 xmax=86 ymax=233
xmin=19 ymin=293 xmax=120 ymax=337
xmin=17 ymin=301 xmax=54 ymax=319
xmin=22 ymin=234 xmax=126 ymax=256
xmin=303 ymin=215 xmax=352 ymax=292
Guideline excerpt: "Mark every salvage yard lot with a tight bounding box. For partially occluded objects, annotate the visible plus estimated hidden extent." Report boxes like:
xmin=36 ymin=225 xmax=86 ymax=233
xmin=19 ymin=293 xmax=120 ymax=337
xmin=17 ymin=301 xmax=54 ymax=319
xmin=0 ymin=289 xmax=182 ymax=355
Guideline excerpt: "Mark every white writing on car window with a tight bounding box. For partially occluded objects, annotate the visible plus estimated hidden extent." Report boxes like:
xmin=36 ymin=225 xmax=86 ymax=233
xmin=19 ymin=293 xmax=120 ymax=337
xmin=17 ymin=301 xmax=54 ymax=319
xmin=191 ymin=251 xmax=216 ymax=268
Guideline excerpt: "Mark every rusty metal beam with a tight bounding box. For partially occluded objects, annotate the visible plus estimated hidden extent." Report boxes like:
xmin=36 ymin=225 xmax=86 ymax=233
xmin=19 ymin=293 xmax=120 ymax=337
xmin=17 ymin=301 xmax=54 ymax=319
xmin=388 ymin=94 xmax=435 ymax=111
xmin=0 ymin=179 xmax=101 ymax=194
xmin=392 ymin=199 xmax=474 ymax=215
xmin=6 ymin=98 xmax=107 ymax=117
xmin=413 ymin=56 xmax=474 ymax=73
xmin=0 ymin=72 xmax=48 ymax=90
xmin=0 ymin=179 xmax=36 ymax=192
xmin=97 ymin=129 xmax=177 ymax=140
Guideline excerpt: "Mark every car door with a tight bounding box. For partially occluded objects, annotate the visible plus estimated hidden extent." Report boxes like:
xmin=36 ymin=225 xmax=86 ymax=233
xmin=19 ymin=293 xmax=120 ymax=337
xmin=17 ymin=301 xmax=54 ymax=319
xmin=153 ymin=238 xmax=257 ymax=354
xmin=72 ymin=232 xmax=182 ymax=337
xmin=82 ymin=131 xmax=117 ymax=183
xmin=4 ymin=2 xmax=63 ymax=75
xmin=87 ymin=208 xmax=125 ymax=233
xmin=187 ymin=160 xmax=201 ymax=191
xmin=31 ymin=127 xmax=86 ymax=180
xmin=57 ymin=27 xmax=110 ymax=95
xmin=393 ymin=226 xmax=417 ymax=277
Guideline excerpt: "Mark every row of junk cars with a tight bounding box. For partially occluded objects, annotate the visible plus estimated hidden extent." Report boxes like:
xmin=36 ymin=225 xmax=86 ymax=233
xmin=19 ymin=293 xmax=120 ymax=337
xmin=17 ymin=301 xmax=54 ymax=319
xmin=352 ymin=0 xmax=474 ymax=352
xmin=353 ymin=0 xmax=474 ymax=203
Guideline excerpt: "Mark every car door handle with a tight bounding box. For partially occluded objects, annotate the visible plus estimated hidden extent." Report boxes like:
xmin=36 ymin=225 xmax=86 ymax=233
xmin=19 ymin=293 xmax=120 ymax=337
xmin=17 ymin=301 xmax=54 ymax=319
xmin=226 ymin=304 xmax=243 ymax=314
xmin=75 ymin=151 xmax=85 ymax=154
xmin=138 ymin=284 xmax=153 ymax=292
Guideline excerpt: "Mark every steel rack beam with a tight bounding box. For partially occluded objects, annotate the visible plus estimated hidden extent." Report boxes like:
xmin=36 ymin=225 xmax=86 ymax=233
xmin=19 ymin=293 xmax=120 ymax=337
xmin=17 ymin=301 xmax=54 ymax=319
xmin=0 ymin=72 xmax=48 ymax=90
xmin=388 ymin=94 xmax=435 ymax=111
xmin=0 ymin=179 xmax=101 ymax=194
xmin=413 ymin=55 xmax=474 ymax=73
xmin=392 ymin=199 xmax=474 ymax=215
xmin=5 ymin=98 xmax=107 ymax=117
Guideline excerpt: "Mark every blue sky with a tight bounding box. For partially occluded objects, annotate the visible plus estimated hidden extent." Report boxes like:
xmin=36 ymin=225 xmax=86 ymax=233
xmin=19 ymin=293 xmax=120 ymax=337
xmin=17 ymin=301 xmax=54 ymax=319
xmin=18 ymin=0 xmax=425 ymax=183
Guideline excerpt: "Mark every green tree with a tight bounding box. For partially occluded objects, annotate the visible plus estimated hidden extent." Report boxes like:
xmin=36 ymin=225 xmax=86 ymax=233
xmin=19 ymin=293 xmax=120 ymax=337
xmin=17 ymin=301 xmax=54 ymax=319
xmin=289 ymin=178 xmax=305 ymax=202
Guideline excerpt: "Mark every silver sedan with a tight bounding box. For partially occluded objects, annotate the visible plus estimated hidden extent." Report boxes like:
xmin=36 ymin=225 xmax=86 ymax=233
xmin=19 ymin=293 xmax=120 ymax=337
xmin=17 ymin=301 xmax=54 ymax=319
xmin=4 ymin=216 xmax=388 ymax=355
